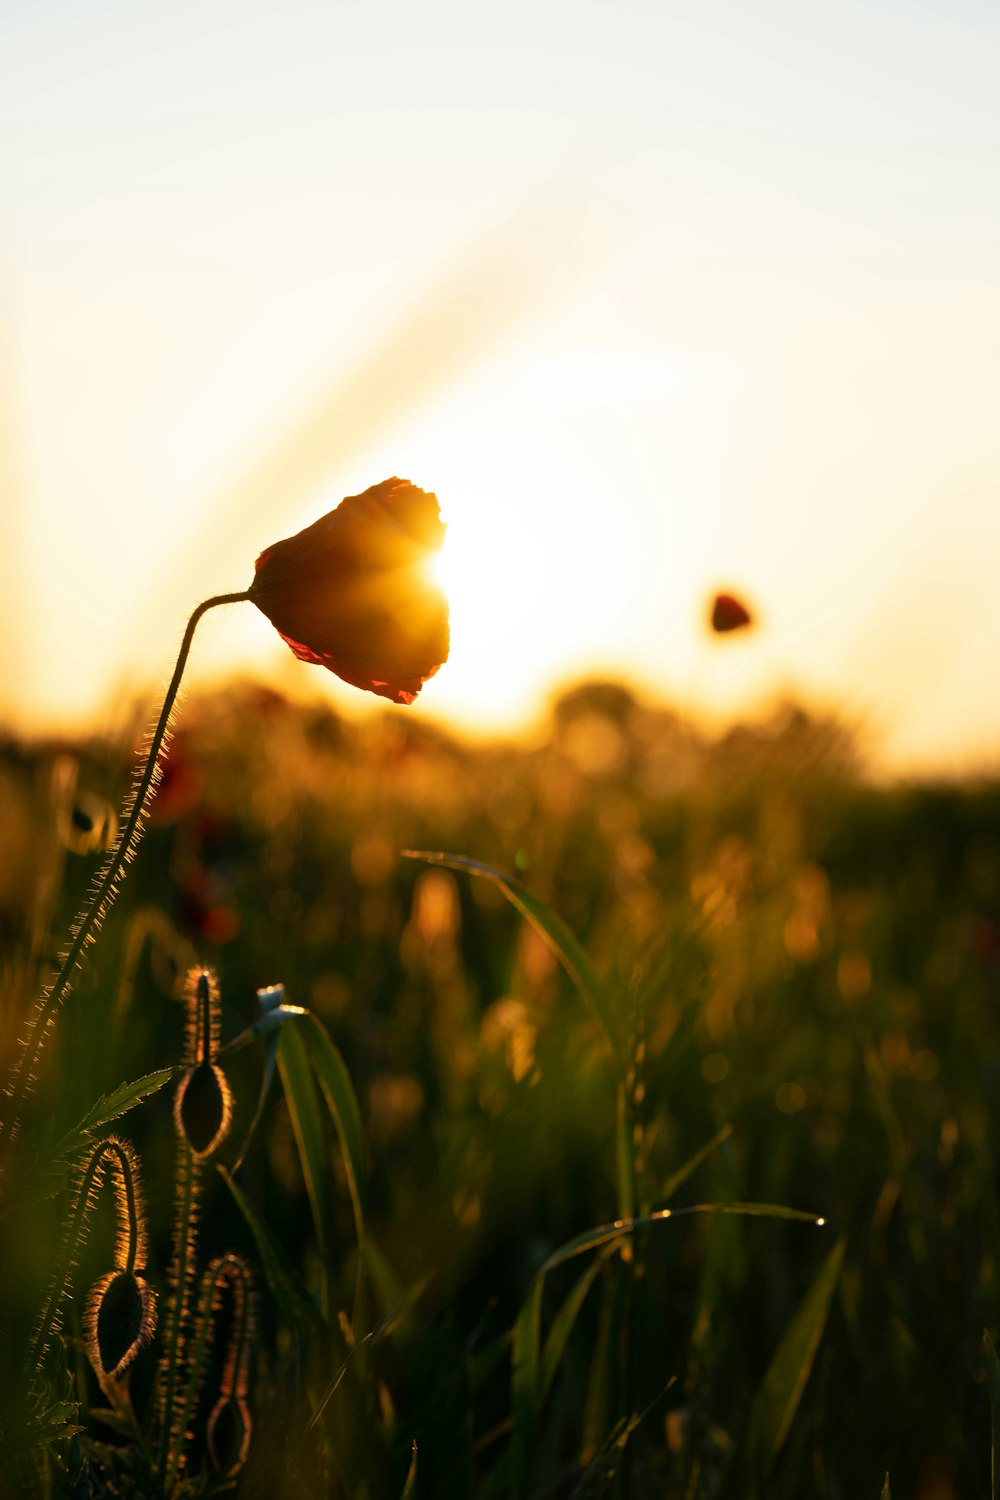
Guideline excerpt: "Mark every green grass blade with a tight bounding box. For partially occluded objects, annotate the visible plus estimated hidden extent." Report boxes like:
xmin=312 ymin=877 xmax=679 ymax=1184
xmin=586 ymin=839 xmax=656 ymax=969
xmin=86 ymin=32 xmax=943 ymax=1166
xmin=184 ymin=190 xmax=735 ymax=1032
xmin=277 ymin=1021 xmax=329 ymax=1261
xmin=300 ymin=1287 xmax=430 ymax=1456
xmin=582 ymin=1277 xmax=616 ymax=1466
xmin=581 ymin=1270 xmax=631 ymax=1469
xmin=880 ymin=1475 xmax=891 ymax=1500
xmin=573 ymin=1411 xmax=644 ymax=1498
xmin=661 ymin=1124 xmax=733 ymax=1204
xmin=540 ymin=1254 xmax=605 ymax=1403
xmin=301 ymin=1013 xmax=367 ymax=1248
xmin=986 ymin=1331 xmax=1000 ymax=1500
xmin=219 ymin=1166 xmax=324 ymax=1342
xmin=401 ymin=1440 xmax=418 ymax=1499
xmin=404 ymin=851 xmax=621 ymax=1066
xmin=575 ymin=1382 xmax=674 ymax=1499
xmin=230 ymin=1031 xmax=279 ymax=1173
xmin=684 ymin=1203 xmax=824 ymax=1223
xmin=365 ymin=1236 xmax=418 ymax=1341
xmin=511 ymin=1275 xmax=543 ymax=1500
xmin=748 ymin=1235 xmax=846 ymax=1473
xmin=616 ymin=1081 xmax=637 ymax=1223
xmin=511 ymin=1250 xmax=610 ymax=1493
xmin=470 ymin=1331 xmax=513 ymax=1395
xmin=300 ymin=1333 xmax=369 ymax=1444
xmin=539 ymin=1203 xmax=827 ymax=1277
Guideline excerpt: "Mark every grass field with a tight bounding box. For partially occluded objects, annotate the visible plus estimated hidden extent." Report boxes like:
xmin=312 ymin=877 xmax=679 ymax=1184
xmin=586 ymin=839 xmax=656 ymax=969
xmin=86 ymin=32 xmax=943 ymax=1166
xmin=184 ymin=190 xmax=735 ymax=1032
xmin=1 ymin=677 xmax=998 ymax=1498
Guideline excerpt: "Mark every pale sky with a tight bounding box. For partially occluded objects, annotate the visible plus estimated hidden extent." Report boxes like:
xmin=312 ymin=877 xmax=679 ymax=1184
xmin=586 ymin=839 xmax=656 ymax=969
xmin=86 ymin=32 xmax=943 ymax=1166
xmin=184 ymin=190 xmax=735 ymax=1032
xmin=2 ymin=0 xmax=999 ymax=773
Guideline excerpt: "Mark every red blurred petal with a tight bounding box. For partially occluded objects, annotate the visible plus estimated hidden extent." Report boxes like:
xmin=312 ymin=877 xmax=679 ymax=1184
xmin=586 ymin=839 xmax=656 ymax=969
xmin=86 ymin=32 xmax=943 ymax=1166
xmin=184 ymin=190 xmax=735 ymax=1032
xmin=710 ymin=592 xmax=753 ymax=633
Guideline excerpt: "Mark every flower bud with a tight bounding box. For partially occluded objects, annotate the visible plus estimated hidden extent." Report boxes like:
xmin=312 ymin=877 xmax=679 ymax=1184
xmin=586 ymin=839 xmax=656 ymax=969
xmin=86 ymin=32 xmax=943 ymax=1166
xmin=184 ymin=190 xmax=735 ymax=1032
xmin=174 ymin=966 xmax=233 ymax=1157
xmin=84 ymin=1268 xmax=157 ymax=1379
xmin=174 ymin=1059 xmax=233 ymax=1158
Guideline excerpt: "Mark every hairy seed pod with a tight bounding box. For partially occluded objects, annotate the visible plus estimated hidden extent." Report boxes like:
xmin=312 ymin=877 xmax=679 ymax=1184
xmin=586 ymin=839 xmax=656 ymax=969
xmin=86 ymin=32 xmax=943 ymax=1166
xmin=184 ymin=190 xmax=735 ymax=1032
xmin=207 ymin=1393 xmax=253 ymax=1475
xmin=164 ymin=1252 xmax=257 ymax=1488
xmin=203 ymin=1255 xmax=256 ymax=1476
xmin=175 ymin=1059 xmax=233 ymax=1158
xmin=30 ymin=1135 xmax=156 ymax=1385
xmin=174 ymin=967 xmax=233 ymax=1157
xmin=84 ymin=1268 xmax=157 ymax=1378
xmin=160 ymin=967 xmax=235 ymax=1479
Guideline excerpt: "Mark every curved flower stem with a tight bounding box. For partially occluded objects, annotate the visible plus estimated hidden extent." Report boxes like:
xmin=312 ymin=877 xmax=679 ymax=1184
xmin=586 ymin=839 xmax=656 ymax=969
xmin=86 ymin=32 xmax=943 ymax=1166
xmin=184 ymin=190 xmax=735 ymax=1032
xmin=1 ymin=590 xmax=252 ymax=1165
xmin=29 ymin=1135 xmax=141 ymax=1379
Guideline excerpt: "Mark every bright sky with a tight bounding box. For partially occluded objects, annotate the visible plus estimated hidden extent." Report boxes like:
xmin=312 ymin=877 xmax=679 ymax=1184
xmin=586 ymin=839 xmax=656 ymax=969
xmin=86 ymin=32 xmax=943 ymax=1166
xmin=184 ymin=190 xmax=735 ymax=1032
xmin=2 ymin=0 xmax=999 ymax=774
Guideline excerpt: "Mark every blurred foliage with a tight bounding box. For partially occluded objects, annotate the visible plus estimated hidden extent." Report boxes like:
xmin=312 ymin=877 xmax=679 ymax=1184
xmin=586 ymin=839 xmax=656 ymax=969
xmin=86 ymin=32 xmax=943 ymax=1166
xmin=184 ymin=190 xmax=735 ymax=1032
xmin=1 ymin=678 xmax=999 ymax=1498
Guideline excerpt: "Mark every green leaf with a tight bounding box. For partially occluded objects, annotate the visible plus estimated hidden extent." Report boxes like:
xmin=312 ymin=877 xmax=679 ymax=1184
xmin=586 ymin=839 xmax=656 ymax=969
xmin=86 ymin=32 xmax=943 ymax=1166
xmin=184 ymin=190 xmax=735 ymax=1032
xmin=52 ymin=1067 xmax=176 ymax=1161
xmin=0 ymin=1397 xmax=83 ymax=1461
xmin=986 ymin=1330 xmax=1000 ymax=1500
xmin=401 ymin=1439 xmax=418 ymax=1499
xmin=404 ymin=851 xmax=621 ymax=1066
xmin=661 ymin=1124 xmax=734 ymax=1204
xmin=218 ymin=999 xmax=308 ymax=1055
xmin=539 ymin=1202 xmax=827 ymax=1278
xmin=300 ymin=1013 xmax=367 ymax=1249
xmin=511 ymin=1276 xmax=543 ymax=1500
xmin=28 ymin=1066 xmax=178 ymax=1200
xmin=218 ymin=1166 xmax=324 ymax=1342
xmin=225 ymin=989 xmax=314 ymax=1172
xmin=278 ymin=1022 xmax=330 ymax=1260
xmin=748 ymin=1235 xmax=846 ymax=1473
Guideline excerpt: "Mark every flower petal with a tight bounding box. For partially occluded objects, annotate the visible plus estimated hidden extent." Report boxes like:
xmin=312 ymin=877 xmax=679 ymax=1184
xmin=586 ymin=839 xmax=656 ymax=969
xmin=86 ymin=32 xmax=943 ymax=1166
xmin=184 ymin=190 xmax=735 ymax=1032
xmin=250 ymin=479 xmax=449 ymax=703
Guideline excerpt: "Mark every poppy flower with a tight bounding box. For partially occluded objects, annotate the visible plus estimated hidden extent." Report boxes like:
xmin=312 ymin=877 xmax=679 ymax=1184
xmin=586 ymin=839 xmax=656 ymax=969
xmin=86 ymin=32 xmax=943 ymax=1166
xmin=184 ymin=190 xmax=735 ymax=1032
xmin=249 ymin=477 xmax=449 ymax=705
xmin=710 ymin=592 xmax=753 ymax=634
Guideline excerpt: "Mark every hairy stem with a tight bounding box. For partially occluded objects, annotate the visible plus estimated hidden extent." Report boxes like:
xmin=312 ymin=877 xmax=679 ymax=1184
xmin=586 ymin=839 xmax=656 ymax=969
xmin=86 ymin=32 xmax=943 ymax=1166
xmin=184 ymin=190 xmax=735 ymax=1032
xmin=160 ymin=1143 xmax=200 ymax=1487
xmin=166 ymin=1254 xmax=254 ymax=1492
xmin=1 ymin=590 xmax=251 ymax=1163
xmin=29 ymin=1137 xmax=139 ymax=1378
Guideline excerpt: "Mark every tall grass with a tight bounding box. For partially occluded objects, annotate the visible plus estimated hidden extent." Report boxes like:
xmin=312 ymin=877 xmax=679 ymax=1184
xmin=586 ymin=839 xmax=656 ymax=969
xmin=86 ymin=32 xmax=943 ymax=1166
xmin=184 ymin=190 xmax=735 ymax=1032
xmin=0 ymin=678 xmax=998 ymax=1496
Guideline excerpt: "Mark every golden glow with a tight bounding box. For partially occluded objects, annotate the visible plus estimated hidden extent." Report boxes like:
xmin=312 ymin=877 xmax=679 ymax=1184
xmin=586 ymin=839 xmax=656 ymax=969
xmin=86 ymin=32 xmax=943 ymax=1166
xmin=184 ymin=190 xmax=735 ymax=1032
xmin=3 ymin=2 xmax=1000 ymax=771
xmin=423 ymin=445 xmax=609 ymax=729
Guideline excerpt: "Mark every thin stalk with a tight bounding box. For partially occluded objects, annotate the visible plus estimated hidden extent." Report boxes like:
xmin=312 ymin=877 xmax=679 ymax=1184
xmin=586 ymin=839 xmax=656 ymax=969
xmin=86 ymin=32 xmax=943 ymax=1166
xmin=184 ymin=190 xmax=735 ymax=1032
xmin=1 ymin=590 xmax=251 ymax=1161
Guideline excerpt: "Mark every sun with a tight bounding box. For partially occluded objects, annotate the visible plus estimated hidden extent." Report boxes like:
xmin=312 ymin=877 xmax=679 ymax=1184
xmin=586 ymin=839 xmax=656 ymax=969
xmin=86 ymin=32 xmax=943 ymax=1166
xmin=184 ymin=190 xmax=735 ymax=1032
xmin=422 ymin=447 xmax=609 ymax=731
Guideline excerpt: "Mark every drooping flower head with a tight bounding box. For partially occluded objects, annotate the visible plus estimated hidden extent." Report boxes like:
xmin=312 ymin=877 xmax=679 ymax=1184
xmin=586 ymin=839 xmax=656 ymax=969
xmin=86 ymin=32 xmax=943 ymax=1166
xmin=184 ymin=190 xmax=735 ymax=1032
xmin=249 ymin=477 xmax=449 ymax=705
xmin=710 ymin=592 xmax=753 ymax=634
